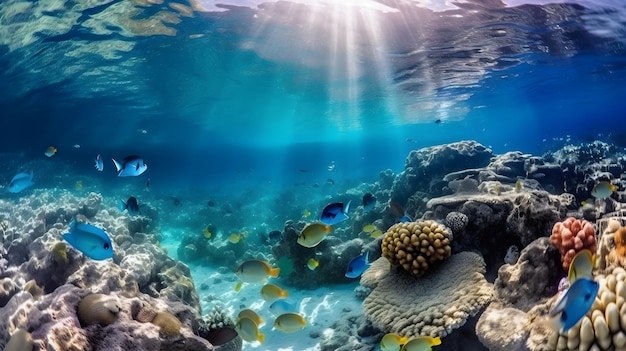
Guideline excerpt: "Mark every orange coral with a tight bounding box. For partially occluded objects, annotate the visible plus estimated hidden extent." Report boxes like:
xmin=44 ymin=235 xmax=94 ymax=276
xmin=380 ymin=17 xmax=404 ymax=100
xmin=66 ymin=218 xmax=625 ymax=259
xmin=614 ymin=226 xmax=626 ymax=257
xmin=550 ymin=217 xmax=597 ymax=271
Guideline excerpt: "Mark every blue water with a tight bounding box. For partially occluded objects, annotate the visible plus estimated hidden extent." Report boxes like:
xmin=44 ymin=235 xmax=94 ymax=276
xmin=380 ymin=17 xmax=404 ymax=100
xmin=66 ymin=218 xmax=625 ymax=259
xmin=1 ymin=0 xmax=626 ymax=349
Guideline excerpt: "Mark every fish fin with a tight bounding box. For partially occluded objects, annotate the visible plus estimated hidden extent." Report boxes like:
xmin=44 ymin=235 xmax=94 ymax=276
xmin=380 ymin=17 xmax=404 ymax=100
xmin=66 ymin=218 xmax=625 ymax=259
xmin=431 ymin=336 xmax=442 ymax=346
xmin=364 ymin=251 xmax=370 ymax=264
xmin=118 ymin=200 xmax=127 ymax=212
xmin=112 ymin=159 xmax=122 ymax=172
xmin=550 ymin=291 xmax=569 ymax=318
xmin=269 ymin=267 xmax=280 ymax=278
xmin=257 ymin=332 xmax=265 ymax=343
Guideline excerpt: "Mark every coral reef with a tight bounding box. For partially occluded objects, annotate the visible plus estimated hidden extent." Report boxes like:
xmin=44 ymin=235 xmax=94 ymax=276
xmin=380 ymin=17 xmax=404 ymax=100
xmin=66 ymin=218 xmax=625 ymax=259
xmin=362 ymin=251 xmax=493 ymax=338
xmin=493 ymin=237 xmax=562 ymax=311
xmin=381 ymin=220 xmax=452 ymax=276
xmin=545 ymin=266 xmax=626 ymax=351
xmin=550 ymin=217 xmax=597 ymax=271
xmin=445 ymin=211 xmax=469 ymax=235
xmin=0 ymin=189 xmax=218 ymax=350
xmin=391 ymin=141 xmax=494 ymax=208
xmin=0 ymin=284 xmax=213 ymax=351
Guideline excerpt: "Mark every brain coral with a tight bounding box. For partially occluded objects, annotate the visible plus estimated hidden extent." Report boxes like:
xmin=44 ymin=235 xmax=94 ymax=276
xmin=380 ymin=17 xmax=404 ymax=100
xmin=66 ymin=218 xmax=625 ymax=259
xmin=362 ymin=251 xmax=493 ymax=338
xmin=549 ymin=266 xmax=626 ymax=351
xmin=381 ymin=220 xmax=452 ymax=276
xmin=445 ymin=212 xmax=469 ymax=234
xmin=550 ymin=217 xmax=596 ymax=271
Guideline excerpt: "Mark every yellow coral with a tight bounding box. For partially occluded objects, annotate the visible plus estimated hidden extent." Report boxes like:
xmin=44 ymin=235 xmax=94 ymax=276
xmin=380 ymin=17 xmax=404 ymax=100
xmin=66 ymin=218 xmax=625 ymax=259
xmin=77 ymin=293 xmax=120 ymax=326
xmin=381 ymin=220 xmax=452 ymax=276
xmin=152 ymin=311 xmax=182 ymax=337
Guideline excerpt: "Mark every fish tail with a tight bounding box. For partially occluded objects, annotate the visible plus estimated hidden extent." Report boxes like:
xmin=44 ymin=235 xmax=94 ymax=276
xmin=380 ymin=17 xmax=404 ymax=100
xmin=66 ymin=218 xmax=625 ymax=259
xmin=269 ymin=267 xmax=280 ymax=278
xmin=324 ymin=225 xmax=333 ymax=233
xmin=257 ymin=332 xmax=265 ymax=343
xmin=112 ymin=158 xmax=122 ymax=172
xmin=118 ymin=200 xmax=127 ymax=212
xmin=431 ymin=336 xmax=442 ymax=346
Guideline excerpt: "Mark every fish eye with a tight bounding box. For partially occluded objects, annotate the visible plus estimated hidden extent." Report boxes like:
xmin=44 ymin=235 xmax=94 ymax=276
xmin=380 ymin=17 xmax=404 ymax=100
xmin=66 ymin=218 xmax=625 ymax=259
xmin=104 ymin=243 xmax=110 ymax=250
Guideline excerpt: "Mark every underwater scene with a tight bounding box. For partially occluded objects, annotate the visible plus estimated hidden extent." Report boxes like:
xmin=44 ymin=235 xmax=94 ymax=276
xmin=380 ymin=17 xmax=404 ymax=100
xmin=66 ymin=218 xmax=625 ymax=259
xmin=2 ymin=0 xmax=626 ymax=350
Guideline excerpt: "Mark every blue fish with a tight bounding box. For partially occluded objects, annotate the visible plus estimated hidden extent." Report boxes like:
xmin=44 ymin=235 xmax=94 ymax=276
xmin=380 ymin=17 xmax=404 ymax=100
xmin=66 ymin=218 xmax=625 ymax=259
xmin=362 ymin=193 xmax=376 ymax=212
xmin=345 ymin=251 xmax=370 ymax=278
xmin=269 ymin=299 xmax=299 ymax=316
xmin=8 ymin=172 xmax=34 ymax=193
xmin=549 ymin=277 xmax=599 ymax=332
xmin=94 ymin=154 xmax=103 ymax=171
xmin=62 ymin=220 xmax=113 ymax=260
xmin=112 ymin=155 xmax=147 ymax=177
xmin=119 ymin=196 xmax=140 ymax=215
xmin=320 ymin=201 xmax=350 ymax=225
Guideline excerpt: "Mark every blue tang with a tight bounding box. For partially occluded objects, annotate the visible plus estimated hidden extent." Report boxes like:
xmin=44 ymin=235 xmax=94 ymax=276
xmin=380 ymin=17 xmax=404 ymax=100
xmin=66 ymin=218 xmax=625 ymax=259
xmin=94 ymin=154 xmax=103 ymax=171
xmin=549 ymin=276 xmax=599 ymax=332
xmin=62 ymin=220 xmax=113 ymax=260
xmin=320 ymin=201 xmax=350 ymax=225
xmin=119 ymin=196 xmax=140 ymax=215
xmin=112 ymin=155 xmax=147 ymax=177
xmin=362 ymin=193 xmax=377 ymax=212
xmin=345 ymin=251 xmax=370 ymax=278
xmin=8 ymin=172 xmax=34 ymax=193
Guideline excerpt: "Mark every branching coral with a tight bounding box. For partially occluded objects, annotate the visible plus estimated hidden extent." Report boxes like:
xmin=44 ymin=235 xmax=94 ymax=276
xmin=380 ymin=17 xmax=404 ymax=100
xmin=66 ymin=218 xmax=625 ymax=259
xmin=381 ymin=220 xmax=452 ymax=276
xmin=550 ymin=217 xmax=596 ymax=271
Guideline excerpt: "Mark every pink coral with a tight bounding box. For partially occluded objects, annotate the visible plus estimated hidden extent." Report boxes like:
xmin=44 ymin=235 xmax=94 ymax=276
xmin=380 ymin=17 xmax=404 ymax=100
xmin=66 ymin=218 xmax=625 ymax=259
xmin=550 ymin=217 xmax=597 ymax=271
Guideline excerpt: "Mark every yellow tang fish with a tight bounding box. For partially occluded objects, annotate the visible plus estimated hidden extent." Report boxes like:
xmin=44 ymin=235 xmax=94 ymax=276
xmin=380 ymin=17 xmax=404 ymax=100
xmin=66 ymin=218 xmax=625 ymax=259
xmin=381 ymin=333 xmax=409 ymax=351
xmin=203 ymin=228 xmax=212 ymax=239
xmin=228 ymin=233 xmax=242 ymax=244
xmin=234 ymin=282 xmax=243 ymax=292
xmin=235 ymin=260 xmax=280 ymax=283
xmin=75 ymin=180 xmax=83 ymax=190
xmin=370 ymin=229 xmax=384 ymax=239
xmin=515 ymin=179 xmax=523 ymax=193
xmin=274 ymin=313 xmax=306 ymax=333
xmin=363 ymin=224 xmax=377 ymax=233
xmin=591 ymin=181 xmax=617 ymax=199
xmin=568 ymin=249 xmax=595 ymax=284
xmin=307 ymin=258 xmax=319 ymax=271
xmin=261 ymin=283 xmax=289 ymax=302
xmin=400 ymin=336 xmax=441 ymax=351
xmin=44 ymin=146 xmax=57 ymax=157
xmin=237 ymin=309 xmax=263 ymax=326
xmin=236 ymin=317 xmax=265 ymax=343
xmin=302 ymin=209 xmax=311 ymax=218
xmin=297 ymin=223 xmax=333 ymax=248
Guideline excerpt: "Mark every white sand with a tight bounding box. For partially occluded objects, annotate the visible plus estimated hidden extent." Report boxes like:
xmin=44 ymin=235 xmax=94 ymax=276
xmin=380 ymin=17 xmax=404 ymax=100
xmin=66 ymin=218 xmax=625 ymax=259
xmin=188 ymin=264 xmax=365 ymax=350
